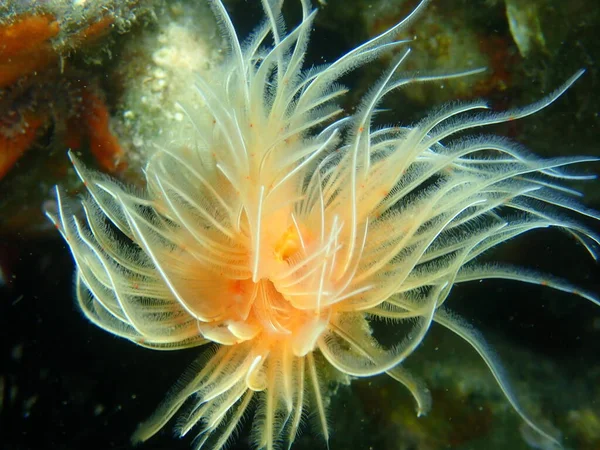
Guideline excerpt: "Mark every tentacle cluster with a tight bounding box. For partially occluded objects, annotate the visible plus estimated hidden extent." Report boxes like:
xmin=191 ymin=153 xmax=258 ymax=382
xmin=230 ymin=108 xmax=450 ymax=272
xmin=48 ymin=0 xmax=599 ymax=449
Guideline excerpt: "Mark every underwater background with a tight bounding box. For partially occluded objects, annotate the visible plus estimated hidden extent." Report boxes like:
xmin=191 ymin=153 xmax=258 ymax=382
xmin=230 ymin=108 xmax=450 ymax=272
xmin=1 ymin=0 xmax=599 ymax=449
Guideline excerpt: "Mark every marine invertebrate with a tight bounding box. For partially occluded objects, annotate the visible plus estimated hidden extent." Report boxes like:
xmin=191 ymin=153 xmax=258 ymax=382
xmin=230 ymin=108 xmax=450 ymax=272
xmin=47 ymin=0 xmax=599 ymax=449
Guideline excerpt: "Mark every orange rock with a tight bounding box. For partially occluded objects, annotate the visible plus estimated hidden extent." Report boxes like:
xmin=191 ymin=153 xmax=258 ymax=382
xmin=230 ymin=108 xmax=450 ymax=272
xmin=0 ymin=14 xmax=59 ymax=60
xmin=0 ymin=13 xmax=123 ymax=179
xmin=0 ymin=115 xmax=45 ymax=179
xmin=0 ymin=14 xmax=60 ymax=88
xmin=0 ymin=13 xmax=113 ymax=89
xmin=81 ymin=89 xmax=126 ymax=173
xmin=0 ymin=47 xmax=57 ymax=88
xmin=72 ymin=15 xmax=114 ymax=45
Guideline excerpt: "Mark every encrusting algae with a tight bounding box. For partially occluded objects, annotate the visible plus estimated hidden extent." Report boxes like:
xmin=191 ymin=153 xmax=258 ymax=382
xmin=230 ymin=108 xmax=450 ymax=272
xmin=46 ymin=0 xmax=599 ymax=449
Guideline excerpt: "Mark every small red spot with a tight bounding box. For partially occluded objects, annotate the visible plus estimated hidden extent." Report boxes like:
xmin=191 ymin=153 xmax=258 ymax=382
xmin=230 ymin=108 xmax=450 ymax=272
xmin=358 ymin=126 xmax=364 ymax=132
xmin=229 ymin=279 xmax=245 ymax=295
